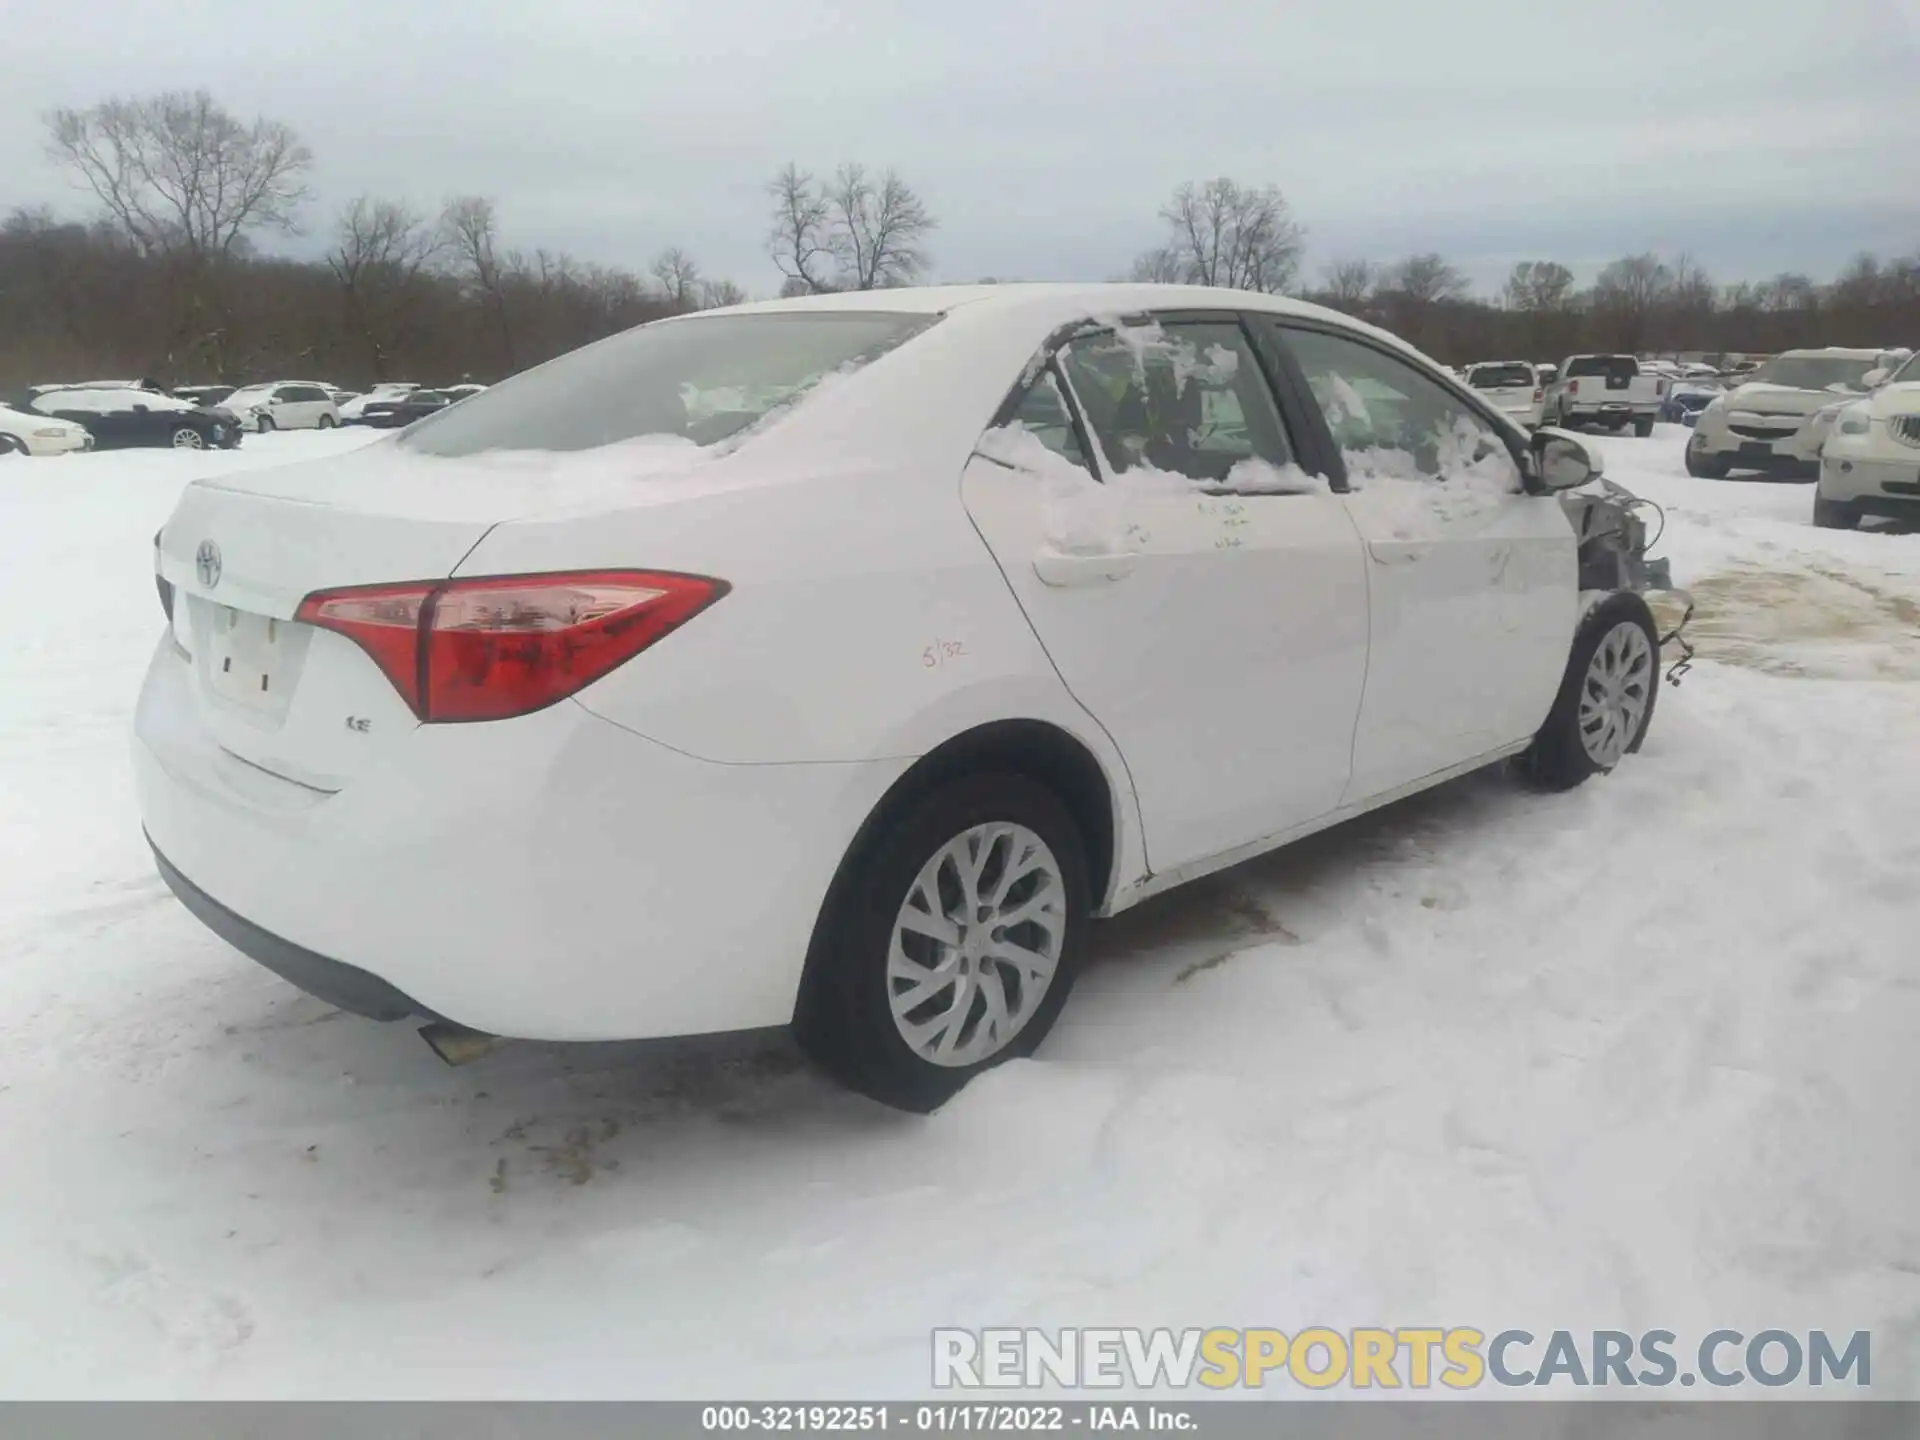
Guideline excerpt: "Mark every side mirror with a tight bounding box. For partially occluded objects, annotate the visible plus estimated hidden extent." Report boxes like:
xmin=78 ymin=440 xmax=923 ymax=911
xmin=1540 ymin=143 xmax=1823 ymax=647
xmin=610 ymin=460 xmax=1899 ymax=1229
xmin=1860 ymin=368 xmax=1889 ymax=390
xmin=1530 ymin=426 xmax=1602 ymax=491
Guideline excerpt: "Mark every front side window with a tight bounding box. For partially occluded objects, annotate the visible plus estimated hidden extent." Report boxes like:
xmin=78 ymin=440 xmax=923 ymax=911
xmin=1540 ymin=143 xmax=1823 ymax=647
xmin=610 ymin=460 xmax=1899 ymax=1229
xmin=1055 ymin=319 xmax=1297 ymax=490
xmin=400 ymin=311 xmax=935 ymax=457
xmin=1273 ymin=324 xmax=1520 ymax=491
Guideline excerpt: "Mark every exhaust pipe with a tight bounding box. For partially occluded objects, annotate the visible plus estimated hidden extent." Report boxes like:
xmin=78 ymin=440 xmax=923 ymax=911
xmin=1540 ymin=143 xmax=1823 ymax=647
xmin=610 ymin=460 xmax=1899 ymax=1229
xmin=419 ymin=1021 xmax=503 ymax=1067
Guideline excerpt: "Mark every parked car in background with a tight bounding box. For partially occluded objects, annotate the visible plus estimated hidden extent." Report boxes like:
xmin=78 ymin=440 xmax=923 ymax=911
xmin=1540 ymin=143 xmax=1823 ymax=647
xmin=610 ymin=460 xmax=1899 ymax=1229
xmin=173 ymin=385 xmax=237 ymax=408
xmin=1685 ymin=348 xmax=1887 ymax=478
xmin=338 ymin=383 xmax=420 ymax=424
xmin=0 ymin=402 xmax=93 ymax=456
xmin=1464 ymin=360 xmax=1544 ymax=427
xmin=1534 ymin=362 xmax=1558 ymax=387
xmin=137 ymin=282 xmax=1678 ymax=1111
xmin=222 ymin=382 xmax=342 ymax=432
xmin=357 ymin=389 xmax=455 ymax=428
xmin=1660 ymin=380 xmax=1723 ymax=426
xmin=1543 ymin=355 xmax=1666 ymax=436
xmin=1812 ymin=350 xmax=1920 ymax=528
xmin=442 ymin=383 xmax=488 ymax=401
xmin=30 ymin=387 xmax=240 ymax=450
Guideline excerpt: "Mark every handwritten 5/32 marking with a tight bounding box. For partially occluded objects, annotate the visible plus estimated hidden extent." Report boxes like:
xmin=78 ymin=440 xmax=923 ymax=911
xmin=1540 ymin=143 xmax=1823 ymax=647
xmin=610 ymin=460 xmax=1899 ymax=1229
xmin=923 ymin=639 xmax=967 ymax=669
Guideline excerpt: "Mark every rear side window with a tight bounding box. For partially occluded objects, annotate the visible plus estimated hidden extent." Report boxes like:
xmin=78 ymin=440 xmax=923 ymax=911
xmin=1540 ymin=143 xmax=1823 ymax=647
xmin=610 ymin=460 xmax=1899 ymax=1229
xmin=1003 ymin=369 xmax=1092 ymax=472
xmin=399 ymin=311 xmax=936 ymax=457
xmin=1057 ymin=319 xmax=1296 ymax=488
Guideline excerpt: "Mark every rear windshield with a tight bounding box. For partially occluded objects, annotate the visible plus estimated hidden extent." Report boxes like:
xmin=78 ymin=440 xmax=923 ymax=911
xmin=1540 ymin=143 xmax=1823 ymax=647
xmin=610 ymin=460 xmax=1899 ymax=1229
xmin=399 ymin=311 xmax=936 ymax=457
xmin=1469 ymin=363 xmax=1535 ymax=389
xmin=1748 ymin=355 xmax=1876 ymax=392
xmin=1565 ymin=356 xmax=1638 ymax=381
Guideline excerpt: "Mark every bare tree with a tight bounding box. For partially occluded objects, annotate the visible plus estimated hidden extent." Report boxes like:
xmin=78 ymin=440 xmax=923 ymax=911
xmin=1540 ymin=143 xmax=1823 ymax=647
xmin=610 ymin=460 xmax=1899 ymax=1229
xmin=45 ymin=90 xmax=312 ymax=263
xmin=766 ymin=164 xmax=835 ymax=294
xmin=1385 ymin=252 xmax=1469 ymax=305
xmin=824 ymin=164 xmax=935 ymax=290
xmin=442 ymin=194 xmax=514 ymax=368
xmin=650 ymin=246 xmax=703 ymax=310
xmin=1139 ymin=178 xmax=1304 ymax=293
xmin=326 ymin=196 xmax=446 ymax=378
xmin=1320 ymin=258 xmax=1377 ymax=309
xmin=1127 ymin=245 xmax=1186 ymax=283
xmin=1503 ymin=260 xmax=1575 ymax=312
xmin=1760 ymin=272 xmax=1818 ymax=313
xmin=698 ymin=277 xmax=748 ymax=309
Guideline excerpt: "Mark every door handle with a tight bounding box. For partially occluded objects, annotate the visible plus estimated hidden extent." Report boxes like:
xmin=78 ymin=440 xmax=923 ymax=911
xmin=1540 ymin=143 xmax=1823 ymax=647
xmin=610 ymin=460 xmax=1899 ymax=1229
xmin=1032 ymin=549 xmax=1139 ymax=587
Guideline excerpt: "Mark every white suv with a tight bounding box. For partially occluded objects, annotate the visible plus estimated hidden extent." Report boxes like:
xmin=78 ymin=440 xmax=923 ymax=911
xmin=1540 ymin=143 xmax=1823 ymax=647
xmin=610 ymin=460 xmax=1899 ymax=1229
xmin=1686 ymin=348 xmax=1884 ymax=478
xmin=1464 ymin=360 xmax=1544 ymax=428
xmin=1812 ymin=351 xmax=1920 ymax=529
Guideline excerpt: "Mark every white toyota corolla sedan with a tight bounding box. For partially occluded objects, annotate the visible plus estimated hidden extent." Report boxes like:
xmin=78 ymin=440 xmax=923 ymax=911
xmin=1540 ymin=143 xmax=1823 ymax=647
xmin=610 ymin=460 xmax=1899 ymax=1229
xmin=137 ymin=284 xmax=1670 ymax=1110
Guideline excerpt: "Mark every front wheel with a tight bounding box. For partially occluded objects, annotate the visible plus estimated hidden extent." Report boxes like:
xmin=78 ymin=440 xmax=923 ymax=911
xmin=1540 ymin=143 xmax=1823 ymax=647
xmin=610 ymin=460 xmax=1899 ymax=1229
xmin=169 ymin=426 xmax=206 ymax=450
xmin=256 ymin=413 xmax=275 ymax=433
xmin=1522 ymin=593 xmax=1660 ymax=792
xmin=0 ymin=435 xmax=22 ymax=457
xmin=1812 ymin=495 xmax=1858 ymax=530
xmin=1684 ymin=441 xmax=1730 ymax=479
xmin=794 ymin=773 xmax=1091 ymax=1112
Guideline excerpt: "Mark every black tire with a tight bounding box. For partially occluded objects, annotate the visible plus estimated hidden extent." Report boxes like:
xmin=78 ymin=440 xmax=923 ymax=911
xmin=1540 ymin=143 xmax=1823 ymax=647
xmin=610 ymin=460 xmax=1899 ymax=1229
xmin=1633 ymin=416 xmax=1655 ymax=438
xmin=1812 ymin=495 xmax=1858 ymax=530
xmin=257 ymin=413 xmax=276 ymax=432
xmin=794 ymin=772 xmax=1092 ymax=1112
xmin=1684 ymin=441 xmax=1731 ymax=479
xmin=0 ymin=434 xmax=21 ymax=457
xmin=1522 ymin=592 xmax=1660 ymax=792
xmin=169 ymin=425 xmax=206 ymax=450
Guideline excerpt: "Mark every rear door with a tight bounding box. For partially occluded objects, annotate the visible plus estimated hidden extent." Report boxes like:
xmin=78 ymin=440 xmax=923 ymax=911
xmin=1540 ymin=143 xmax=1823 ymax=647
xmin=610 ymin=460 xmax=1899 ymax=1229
xmin=1260 ymin=319 xmax=1576 ymax=802
xmin=1467 ymin=362 xmax=1540 ymax=422
xmin=961 ymin=312 xmax=1371 ymax=875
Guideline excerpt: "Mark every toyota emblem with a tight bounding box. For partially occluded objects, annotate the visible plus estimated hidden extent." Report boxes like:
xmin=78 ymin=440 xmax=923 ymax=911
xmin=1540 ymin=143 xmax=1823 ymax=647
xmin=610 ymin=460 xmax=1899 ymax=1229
xmin=195 ymin=540 xmax=222 ymax=589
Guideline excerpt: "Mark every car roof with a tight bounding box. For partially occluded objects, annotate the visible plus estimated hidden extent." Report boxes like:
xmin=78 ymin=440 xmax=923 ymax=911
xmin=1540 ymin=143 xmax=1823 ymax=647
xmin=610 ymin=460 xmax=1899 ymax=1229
xmin=1773 ymin=347 xmax=1882 ymax=360
xmin=708 ymin=281 xmax=1361 ymax=329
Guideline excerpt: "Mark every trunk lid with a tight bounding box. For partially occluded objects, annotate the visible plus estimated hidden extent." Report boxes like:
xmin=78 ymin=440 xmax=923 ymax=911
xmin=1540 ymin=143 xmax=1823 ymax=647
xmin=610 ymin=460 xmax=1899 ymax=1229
xmin=155 ymin=436 xmax=713 ymax=790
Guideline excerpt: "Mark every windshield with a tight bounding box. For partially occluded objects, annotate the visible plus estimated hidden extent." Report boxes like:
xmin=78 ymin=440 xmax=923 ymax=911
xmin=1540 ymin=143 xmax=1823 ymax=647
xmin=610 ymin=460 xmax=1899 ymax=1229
xmin=1748 ymin=355 xmax=1875 ymax=392
xmin=399 ymin=311 xmax=936 ymax=457
xmin=1469 ymin=363 xmax=1535 ymax=389
xmin=1885 ymin=353 xmax=1920 ymax=386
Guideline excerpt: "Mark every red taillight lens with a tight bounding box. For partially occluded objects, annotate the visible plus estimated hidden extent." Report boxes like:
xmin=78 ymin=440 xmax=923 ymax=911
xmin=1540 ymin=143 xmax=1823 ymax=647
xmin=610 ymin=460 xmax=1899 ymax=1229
xmin=1532 ymin=387 xmax=1543 ymax=403
xmin=1568 ymin=379 xmax=1581 ymax=396
xmin=295 ymin=570 xmax=727 ymax=723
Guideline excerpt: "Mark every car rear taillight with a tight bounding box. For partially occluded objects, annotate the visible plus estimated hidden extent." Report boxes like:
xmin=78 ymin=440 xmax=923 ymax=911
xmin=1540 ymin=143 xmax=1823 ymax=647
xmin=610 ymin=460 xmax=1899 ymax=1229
xmin=1655 ymin=379 xmax=1667 ymax=396
xmin=295 ymin=570 xmax=728 ymax=723
xmin=1532 ymin=387 xmax=1543 ymax=403
xmin=154 ymin=529 xmax=174 ymax=621
xmin=1568 ymin=379 xmax=1581 ymax=396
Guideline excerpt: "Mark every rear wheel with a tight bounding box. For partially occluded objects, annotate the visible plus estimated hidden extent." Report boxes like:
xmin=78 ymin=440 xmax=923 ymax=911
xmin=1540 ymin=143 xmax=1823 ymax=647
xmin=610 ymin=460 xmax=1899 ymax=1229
xmin=317 ymin=413 xmax=337 ymax=430
xmin=169 ymin=426 xmax=206 ymax=450
xmin=1812 ymin=495 xmax=1858 ymax=530
xmin=795 ymin=773 xmax=1090 ymax=1112
xmin=1522 ymin=593 xmax=1660 ymax=792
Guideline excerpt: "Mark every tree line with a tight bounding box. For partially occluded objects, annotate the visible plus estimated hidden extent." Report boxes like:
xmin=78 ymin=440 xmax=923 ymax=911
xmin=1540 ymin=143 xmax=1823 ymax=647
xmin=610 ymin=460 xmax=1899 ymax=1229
xmin=4 ymin=89 xmax=1916 ymax=391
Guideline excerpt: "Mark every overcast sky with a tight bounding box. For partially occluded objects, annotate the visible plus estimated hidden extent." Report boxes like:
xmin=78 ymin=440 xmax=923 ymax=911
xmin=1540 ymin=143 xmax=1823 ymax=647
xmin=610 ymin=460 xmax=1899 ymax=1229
xmin=6 ymin=0 xmax=1919 ymax=297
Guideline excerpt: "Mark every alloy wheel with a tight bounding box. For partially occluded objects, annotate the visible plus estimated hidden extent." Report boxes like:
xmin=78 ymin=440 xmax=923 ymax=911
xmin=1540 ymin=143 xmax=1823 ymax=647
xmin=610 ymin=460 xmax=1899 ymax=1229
xmin=888 ymin=822 xmax=1067 ymax=1067
xmin=171 ymin=428 xmax=205 ymax=450
xmin=1578 ymin=620 xmax=1654 ymax=767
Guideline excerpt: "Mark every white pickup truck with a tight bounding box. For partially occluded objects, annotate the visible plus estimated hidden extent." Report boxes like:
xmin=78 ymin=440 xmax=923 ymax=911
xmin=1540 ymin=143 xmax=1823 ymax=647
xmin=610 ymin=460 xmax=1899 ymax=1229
xmin=1542 ymin=355 xmax=1666 ymax=437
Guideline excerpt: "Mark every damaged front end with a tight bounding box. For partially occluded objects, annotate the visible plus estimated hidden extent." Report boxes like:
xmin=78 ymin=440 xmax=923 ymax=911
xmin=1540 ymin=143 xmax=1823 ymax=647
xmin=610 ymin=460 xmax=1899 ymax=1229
xmin=1561 ymin=477 xmax=1696 ymax=685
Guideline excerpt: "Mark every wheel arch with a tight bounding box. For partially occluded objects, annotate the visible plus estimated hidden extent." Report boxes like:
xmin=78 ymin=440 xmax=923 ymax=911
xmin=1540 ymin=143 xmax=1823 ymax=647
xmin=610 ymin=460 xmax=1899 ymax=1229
xmin=792 ymin=718 xmax=1128 ymax=1025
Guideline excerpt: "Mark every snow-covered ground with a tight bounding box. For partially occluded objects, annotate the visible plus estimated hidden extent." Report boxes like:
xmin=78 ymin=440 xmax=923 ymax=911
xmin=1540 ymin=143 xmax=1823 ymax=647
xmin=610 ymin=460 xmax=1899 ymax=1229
xmin=1 ymin=426 xmax=1915 ymax=1398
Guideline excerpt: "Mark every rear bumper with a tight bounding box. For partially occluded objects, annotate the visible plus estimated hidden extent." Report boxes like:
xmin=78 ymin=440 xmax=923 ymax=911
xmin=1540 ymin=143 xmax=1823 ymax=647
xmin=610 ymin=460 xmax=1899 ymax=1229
xmin=150 ymin=839 xmax=435 ymax=1021
xmin=133 ymin=635 xmax=909 ymax=1040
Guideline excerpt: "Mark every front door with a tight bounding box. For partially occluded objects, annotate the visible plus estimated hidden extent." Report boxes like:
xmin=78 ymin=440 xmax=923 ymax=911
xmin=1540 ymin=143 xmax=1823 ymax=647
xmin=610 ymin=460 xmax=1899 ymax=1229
xmin=1260 ymin=320 xmax=1577 ymax=802
xmin=961 ymin=314 xmax=1371 ymax=876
